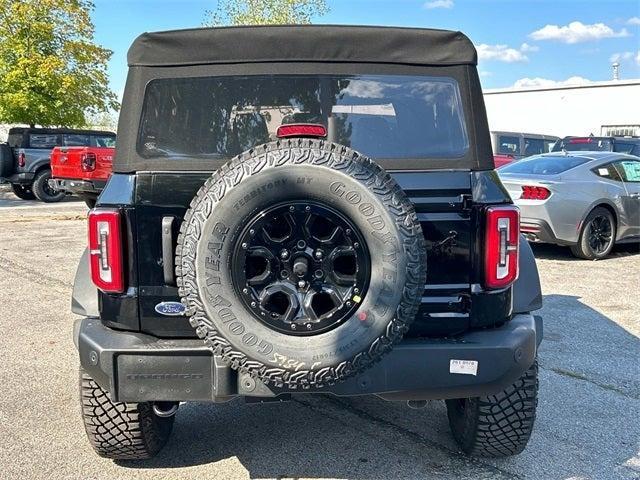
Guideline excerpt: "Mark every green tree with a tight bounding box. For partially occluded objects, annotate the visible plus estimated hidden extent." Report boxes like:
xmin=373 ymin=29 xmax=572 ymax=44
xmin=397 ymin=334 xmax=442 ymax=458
xmin=0 ymin=0 xmax=119 ymax=127
xmin=205 ymin=0 xmax=328 ymax=26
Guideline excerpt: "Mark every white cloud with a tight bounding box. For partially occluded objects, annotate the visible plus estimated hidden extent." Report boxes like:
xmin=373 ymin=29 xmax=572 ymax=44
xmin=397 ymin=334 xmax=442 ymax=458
xmin=529 ymin=21 xmax=630 ymax=44
xmin=627 ymin=16 xmax=640 ymax=26
xmin=476 ymin=44 xmax=529 ymax=62
xmin=520 ymin=42 xmax=539 ymax=53
xmin=424 ymin=0 xmax=454 ymax=9
xmin=609 ymin=51 xmax=635 ymax=62
xmin=511 ymin=76 xmax=593 ymax=89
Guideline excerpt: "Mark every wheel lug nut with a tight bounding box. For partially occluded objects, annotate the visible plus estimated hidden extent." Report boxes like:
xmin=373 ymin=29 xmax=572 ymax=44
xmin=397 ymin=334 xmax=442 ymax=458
xmin=346 ymin=301 xmax=352 ymax=307
xmin=280 ymin=249 xmax=289 ymax=259
xmin=345 ymin=229 xmax=351 ymax=235
xmin=314 ymin=250 xmax=323 ymax=259
xmin=249 ymin=229 xmax=255 ymax=235
xmin=354 ymin=288 xmax=359 ymax=294
xmin=242 ymin=242 xmax=248 ymax=249
xmin=305 ymin=206 xmax=311 ymax=212
xmin=297 ymin=240 xmax=306 ymax=249
xmin=280 ymin=270 xmax=289 ymax=278
xmin=243 ymin=288 xmax=249 ymax=294
xmin=298 ymin=280 xmax=306 ymax=289
xmin=314 ymin=269 xmax=323 ymax=279
xmin=291 ymin=324 xmax=297 ymax=330
xmin=306 ymin=323 xmax=312 ymax=330
xmin=250 ymin=301 xmax=257 ymax=308
xmin=289 ymin=206 xmax=295 ymax=212
xmin=353 ymin=242 xmax=359 ymax=248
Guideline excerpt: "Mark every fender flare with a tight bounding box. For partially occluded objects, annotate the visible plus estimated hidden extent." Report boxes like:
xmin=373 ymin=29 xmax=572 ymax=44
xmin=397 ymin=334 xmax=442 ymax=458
xmin=513 ymin=236 xmax=542 ymax=313
xmin=71 ymin=248 xmax=99 ymax=317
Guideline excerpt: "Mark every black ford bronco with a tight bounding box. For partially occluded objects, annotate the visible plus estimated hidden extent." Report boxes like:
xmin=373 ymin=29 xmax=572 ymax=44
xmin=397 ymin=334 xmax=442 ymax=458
xmin=73 ymin=25 xmax=543 ymax=460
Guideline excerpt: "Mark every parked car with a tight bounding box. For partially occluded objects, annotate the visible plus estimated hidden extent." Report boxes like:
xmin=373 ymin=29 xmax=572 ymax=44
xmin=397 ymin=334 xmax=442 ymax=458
xmin=491 ymin=131 xmax=559 ymax=168
xmin=552 ymin=136 xmax=640 ymax=156
xmin=72 ymin=25 xmax=543 ymax=461
xmin=49 ymin=142 xmax=115 ymax=208
xmin=499 ymin=151 xmax=640 ymax=259
xmin=0 ymin=127 xmax=115 ymax=202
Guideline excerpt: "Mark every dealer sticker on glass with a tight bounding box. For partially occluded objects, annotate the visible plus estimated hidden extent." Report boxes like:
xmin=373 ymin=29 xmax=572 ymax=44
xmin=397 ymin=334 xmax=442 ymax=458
xmin=450 ymin=359 xmax=478 ymax=376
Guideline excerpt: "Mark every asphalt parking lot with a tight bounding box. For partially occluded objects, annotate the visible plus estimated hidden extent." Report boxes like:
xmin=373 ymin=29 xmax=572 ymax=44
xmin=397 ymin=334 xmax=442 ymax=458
xmin=0 ymin=184 xmax=638 ymax=480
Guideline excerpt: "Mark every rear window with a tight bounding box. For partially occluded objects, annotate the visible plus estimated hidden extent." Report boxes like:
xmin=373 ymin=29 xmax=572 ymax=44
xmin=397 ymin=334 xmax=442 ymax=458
xmin=553 ymin=138 xmax=612 ymax=152
xmin=94 ymin=135 xmax=116 ymax=148
xmin=63 ymin=134 xmax=91 ymax=147
xmin=500 ymin=155 xmax=589 ymax=175
xmin=138 ymin=74 xmax=469 ymax=160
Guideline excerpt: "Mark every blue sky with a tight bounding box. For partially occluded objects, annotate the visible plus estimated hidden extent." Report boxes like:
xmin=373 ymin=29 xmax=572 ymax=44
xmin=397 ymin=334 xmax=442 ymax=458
xmin=93 ymin=0 xmax=640 ymax=97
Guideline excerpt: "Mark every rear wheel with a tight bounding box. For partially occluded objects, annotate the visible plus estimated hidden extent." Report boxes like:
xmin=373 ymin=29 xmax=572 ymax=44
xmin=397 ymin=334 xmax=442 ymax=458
xmin=32 ymin=168 xmax=65 ymax=202
xmin=79 ymin=369 xmax=174 ymax=460
xmin=446 ymin=360 xmax=538 ymax=457
xmin=10 ymin=183 xmax=36 ymax=200
xmin=570 ymin=207 xmax=615 ymax=259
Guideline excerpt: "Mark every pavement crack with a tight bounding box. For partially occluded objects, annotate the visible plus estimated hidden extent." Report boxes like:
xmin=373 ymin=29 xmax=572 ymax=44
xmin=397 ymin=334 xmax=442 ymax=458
xmin=0 ymin=254 xmax=71 ymax=293
xmin=294 ymin=396 xmax=521 ymax=479
xmin=542 ymin=365 xmax=640 ymax=400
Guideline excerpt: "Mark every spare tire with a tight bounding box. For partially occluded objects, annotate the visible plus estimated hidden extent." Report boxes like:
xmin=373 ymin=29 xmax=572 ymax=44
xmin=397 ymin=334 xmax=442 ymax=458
xmin=176 ymin=139 xmax=426 ymax=389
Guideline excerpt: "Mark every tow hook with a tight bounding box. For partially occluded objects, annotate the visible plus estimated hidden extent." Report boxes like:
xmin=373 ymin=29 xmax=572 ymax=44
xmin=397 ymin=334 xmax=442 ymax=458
xmin=152 ymin=401 xmax=180 ymax=418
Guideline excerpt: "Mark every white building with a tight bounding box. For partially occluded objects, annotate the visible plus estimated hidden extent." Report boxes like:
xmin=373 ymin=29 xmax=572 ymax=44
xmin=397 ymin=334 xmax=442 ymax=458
xmin=483 ymin=79 xmax=640 ymax=138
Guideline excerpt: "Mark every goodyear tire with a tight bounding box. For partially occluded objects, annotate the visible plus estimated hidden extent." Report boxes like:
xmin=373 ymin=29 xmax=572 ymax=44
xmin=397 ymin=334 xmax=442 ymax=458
xmin=176 ymin=139 xmax=426 ymax=389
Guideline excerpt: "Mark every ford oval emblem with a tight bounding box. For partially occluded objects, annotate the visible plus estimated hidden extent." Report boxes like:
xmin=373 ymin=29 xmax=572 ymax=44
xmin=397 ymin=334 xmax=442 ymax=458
xmin=155 ymin=301 xmax=186 ymax=316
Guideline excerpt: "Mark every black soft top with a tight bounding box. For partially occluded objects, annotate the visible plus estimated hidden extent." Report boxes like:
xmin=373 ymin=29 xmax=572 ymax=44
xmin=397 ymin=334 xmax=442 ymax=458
xmin=127 ymin=25 xmax=477 ymax=67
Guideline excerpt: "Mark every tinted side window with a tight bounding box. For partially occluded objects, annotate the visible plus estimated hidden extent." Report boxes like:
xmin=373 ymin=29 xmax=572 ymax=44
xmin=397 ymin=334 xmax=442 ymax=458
xmin=613 ymin=143 xmax=637 ymax=155
xmin=524 ymin=138 xmax=544 ymax=156
xmin=63 ymin=134 xmax=91 ymax=146
xmin=29 ymin=134 xmax=59 ymax=148
xmin=543 ymin=140 xmax=556 ymax=153
xmin=592 ymin=163 xmax=623 ymax=181
xmin=498 ymin=136 xmax=520 ymax=155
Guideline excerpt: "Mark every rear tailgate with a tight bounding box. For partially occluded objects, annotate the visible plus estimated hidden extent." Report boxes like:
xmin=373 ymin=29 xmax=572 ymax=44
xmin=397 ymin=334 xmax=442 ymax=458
xmin=51 ymin=146 xmax=114 ymax=181
xmin=133 ymin=171 xmax=478 ymax=338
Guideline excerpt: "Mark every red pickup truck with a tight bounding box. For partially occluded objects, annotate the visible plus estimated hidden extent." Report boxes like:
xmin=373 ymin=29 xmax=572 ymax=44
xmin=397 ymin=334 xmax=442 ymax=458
xmin=49 ymin=146 xmax=114 ymax=207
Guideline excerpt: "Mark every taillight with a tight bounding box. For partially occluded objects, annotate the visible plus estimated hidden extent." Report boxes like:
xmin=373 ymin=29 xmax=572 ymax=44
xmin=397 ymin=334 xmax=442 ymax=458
xmin=484 ymin=206 xmax=519 ymax=289
xmin=276 ymin=123 xmax=327 ymax=138
xmin=520 ymin=185 xmax=551 ymax=200
xmin=88 ymin=209 xmax=124 ymax=293
xmin=18 ymin=152 xmax=25 ymax=167
xmin=81 ymin=152 xmax=97 ymax=172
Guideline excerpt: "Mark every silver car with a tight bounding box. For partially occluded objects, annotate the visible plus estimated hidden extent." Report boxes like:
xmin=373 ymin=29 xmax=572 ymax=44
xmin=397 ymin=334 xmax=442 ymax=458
xmin=498 ymin=151 xmax=640 ymax=259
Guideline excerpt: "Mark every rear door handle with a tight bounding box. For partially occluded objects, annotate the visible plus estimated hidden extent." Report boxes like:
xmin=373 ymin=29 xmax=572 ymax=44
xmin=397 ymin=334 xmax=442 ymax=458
xmin=161 ymin=216 xmax=175 ymax=285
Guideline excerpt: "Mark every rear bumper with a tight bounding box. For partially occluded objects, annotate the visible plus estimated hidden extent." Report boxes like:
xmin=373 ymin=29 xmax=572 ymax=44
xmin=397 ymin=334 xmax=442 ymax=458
xmin=6 ymin=172 xmax=34 ymax=184
xmin=75 ymin=314 xmax=542 ymax=403
xmin=521 ymin=218 xmax=572 ymax=245
xmin=49 ymin=178 xmax=105 ymax=196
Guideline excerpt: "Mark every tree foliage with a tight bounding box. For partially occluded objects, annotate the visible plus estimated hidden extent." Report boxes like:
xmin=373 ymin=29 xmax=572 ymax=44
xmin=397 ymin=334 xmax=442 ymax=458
xmin=0 ymin=0 xmax=119 ymax=127
xmin=205 ymin=0 xmax=328 ymax=26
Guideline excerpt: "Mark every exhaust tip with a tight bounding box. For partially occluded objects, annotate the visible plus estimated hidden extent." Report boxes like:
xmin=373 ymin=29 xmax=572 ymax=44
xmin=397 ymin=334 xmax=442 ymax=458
xmin=153 ymin=401 xmax=179 ymax=418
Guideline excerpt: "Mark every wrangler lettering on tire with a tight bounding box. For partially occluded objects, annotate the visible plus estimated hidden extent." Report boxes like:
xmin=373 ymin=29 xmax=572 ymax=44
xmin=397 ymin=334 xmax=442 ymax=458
xmin=176 ymin=139 xmax=426 ymax=389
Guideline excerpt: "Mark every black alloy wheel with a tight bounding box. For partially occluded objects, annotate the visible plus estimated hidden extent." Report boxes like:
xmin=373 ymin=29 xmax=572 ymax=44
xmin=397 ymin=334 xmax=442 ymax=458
xmin=232 ymin=201 xmax=370 ymax=336
xmin=586 ymin=214 xmax=613 ymax=255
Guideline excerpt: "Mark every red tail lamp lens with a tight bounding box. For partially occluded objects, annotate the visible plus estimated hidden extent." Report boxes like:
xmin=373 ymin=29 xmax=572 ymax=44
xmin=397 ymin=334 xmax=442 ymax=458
xmin=484 ymin=206 xmax=519 ymax=289
xmin=276 ymin=124 xmax=327 ymax=138
xmin=88 ymin=209 xmax=124 ymax=293
xmin=521 ymin=185 xmax=551 ymax=200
